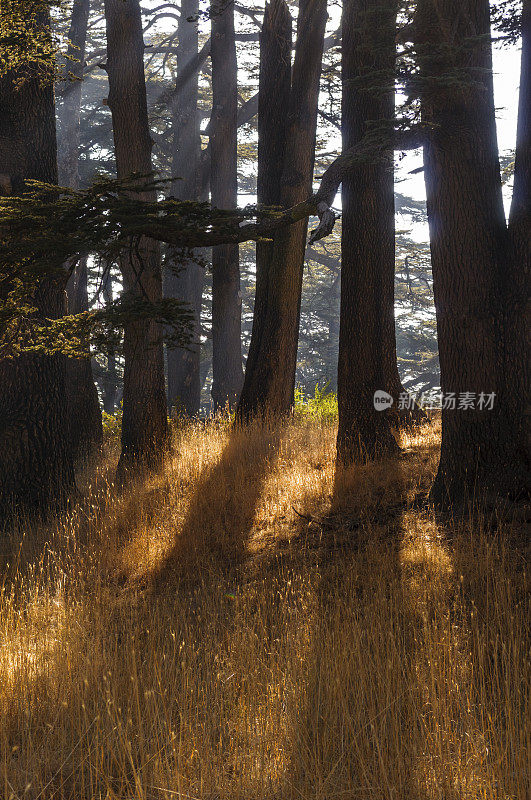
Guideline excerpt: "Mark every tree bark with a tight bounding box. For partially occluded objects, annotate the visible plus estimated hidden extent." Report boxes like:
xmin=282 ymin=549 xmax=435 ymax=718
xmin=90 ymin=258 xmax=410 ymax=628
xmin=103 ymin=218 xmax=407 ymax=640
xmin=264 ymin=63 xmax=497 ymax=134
xmin=416 ymin=0 xmax=528 ymax=506
xmin=210 ymin=0 xmax=244 ymax=410
xmin=337 ymin=0 xmax=400 ymax=464
xmin=240 ymin=0 xmax=292 ymax=404
xmin=101 ymin=268 xmax=118 ymax=414
xmin=0 ymin=5 xmax=75 ymax=516
xmin=504 ymin=0 xmax=530 ymax=474
xmin=105 ymin=0 xmax=168 ymax=481
xmin=237 ymin=0 xmax=327 ymax=419
xmin=65 ymin=257 xmax=103 ymax=460
xmin=57 ymin=0 xmax=90 ymax=189
xmin=164 ymin=0 xmax=204 ymax=417
xmin=58 ymin=0 xmax=103 ymax=462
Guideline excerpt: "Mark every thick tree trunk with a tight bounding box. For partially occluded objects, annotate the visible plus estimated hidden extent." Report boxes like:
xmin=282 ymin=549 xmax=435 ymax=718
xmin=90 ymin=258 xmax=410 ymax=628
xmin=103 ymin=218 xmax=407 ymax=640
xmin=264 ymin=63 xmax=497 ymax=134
xmin=240 ymin=0 xmax=292 ymax=406
xmin=164 ymin=0 xmax=203 ymax=417
xmin=58 ymin=0 xmax=103 ymax=462
xmin=0 ymin=6 xmax=75 ymax=516
xmin=210 ymin=0 xmax=244 ymax=410
xmin=416 ymin=0 xmax=527 ymax=506
xmin=105 ymin=0 xmax=168 ymax=481
xmin=237 ymin=0 xmax=327 ymax=418
xmin=327 ymin=270 xmax=340 ymax=390
xmin=337 ymin=0 xmax=400 ymax=464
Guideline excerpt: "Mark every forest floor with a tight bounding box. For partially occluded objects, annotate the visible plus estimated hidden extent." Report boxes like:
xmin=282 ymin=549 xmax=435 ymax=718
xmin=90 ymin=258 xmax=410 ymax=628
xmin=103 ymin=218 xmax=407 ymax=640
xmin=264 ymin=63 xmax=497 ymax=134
xmin=0 ymin=416 xmax=528 ymax=799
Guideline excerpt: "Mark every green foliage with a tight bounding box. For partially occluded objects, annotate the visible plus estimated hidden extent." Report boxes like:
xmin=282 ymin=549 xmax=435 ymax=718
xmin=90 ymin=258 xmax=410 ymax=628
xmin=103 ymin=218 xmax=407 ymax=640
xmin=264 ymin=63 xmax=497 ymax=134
xmin=0 ymin=272 xmax=195 ymax=360
xmin=0 ymin=175 xmax=312 ymax=361
xmin=0 ymin=1 xmax=65 ymax=82
xmin=101 ymin=405 xmax=122 ymax=442
xmin=294 ymin=382 xmax=338 ymax=421
xmin=0 ymin=176 xmax=237 ymax=358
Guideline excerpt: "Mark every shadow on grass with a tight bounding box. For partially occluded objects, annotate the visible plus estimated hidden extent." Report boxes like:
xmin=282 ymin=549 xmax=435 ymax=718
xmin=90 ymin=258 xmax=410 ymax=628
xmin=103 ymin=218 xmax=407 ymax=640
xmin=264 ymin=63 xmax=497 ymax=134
xmin=281 ymin=450 xmax=428 ymax=800
xmin=152 ymin=415 xmax=283 ymax=591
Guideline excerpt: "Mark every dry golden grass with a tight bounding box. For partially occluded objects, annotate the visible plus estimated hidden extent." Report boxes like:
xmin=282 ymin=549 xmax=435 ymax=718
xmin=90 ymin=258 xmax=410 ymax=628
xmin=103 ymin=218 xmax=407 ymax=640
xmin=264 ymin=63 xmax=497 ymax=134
xmin=0 ymin=416 xmax=528 ymax=799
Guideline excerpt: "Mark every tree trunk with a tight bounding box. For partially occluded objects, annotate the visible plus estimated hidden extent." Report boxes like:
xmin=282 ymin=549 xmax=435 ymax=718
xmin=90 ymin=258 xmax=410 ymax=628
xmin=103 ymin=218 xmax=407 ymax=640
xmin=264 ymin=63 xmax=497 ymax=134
xmin=57 ymin=0 xmax=90 ymax=189
xmin=58 ymin=0 xmax=103 ymax=462
xmin=336 ymin=0 xmax=400 ymax=464
xmin=65 ymin=257 xmax=103 ymax=460
xmin=237 ymin=0 xmax=327 ymax=418
xmin=239 ymin=0 xmax=292 ymax=408
xmin=210 ymin=0 xmax=244 ymax=410
xmin=327 ymin=270 xmax=340 ymax=390
xmin=101 ymin=269 xmax=118 ymax=414
xmin=0 ymin=5 xmax=75 ymax=516
xmin=504 ymin=0 xmax=530 ymax=473
xmin=165 ymin=0 xmax=204 ymax=417
xmin=416 ymin=0 xmax=527 ymax=506
xmin=105 ymin=0 xmax=168 ymax=481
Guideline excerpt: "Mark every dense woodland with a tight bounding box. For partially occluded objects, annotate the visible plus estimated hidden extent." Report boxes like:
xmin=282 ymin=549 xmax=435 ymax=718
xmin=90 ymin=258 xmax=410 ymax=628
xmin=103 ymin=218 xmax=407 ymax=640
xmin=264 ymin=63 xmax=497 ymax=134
xmin=0 ymin=0 xmax=527 ymax=515
xmin=0 ymin=0 xmax=528 ymax=797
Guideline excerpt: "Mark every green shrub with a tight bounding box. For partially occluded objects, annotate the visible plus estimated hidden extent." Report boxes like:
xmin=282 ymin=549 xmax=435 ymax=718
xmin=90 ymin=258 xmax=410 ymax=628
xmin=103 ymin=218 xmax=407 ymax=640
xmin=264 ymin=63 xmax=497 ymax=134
xmin=101 ymin=404 xmax=122 ymax=441
xmin=294 ymin=382 xmax=338 ymax=421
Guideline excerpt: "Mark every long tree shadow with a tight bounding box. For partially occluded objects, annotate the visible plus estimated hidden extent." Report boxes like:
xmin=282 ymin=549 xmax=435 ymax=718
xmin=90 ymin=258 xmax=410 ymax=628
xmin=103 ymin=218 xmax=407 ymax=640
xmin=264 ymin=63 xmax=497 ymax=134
xmin=283 ymin=419 xmax=527 ymax=799
xmin=153 ymin=415 xmax=283 ymax=592
xmin=0 ymin=415 xmax=286 ymax=798
xmin=283 ymin=445 xmax=432 ymax=800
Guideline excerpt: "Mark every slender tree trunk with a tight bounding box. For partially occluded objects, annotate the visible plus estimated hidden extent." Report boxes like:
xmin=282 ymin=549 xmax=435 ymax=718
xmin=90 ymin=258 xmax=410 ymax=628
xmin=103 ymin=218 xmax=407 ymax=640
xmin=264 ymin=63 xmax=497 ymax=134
xmin=101 ymin=269 xmax=118 ymax=413
xmin=105 ymin=0 xmax=168 ymax=481
xmin=57 ymin=0 xmax=90 ymax=189
xmin=58 ymin=0 xmax=103 ymax=462
xmin=504 ymin=0 xmax=530 ymax=470
xmin=416 ymin=0 xmax=527 ymax=505
xmin=210 ymin=0 xmax=244 ymax=410
xmin=0 ymin=5 xmax=75 ymax=516
xmin=165 ymin=0 xmax=203 ymax=417
xmin=65 ymin=256 xmax=103 ymax=459
xmin=237 ymin=0 xmax=327 ymax=418
xmin=337 ymin=0 xmax=400 ymax=463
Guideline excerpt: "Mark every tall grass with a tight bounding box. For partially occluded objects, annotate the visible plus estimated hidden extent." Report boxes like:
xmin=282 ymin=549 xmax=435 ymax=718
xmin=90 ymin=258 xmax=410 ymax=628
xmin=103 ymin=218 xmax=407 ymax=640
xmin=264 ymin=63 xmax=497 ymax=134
xmin=0 ymin=416 xmax=528 ymax=799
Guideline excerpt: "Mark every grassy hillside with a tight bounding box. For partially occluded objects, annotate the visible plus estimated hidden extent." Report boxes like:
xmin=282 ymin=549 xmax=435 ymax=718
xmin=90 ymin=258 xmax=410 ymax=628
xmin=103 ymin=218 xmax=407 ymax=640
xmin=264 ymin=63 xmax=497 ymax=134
xmin=0 ymin=416 xmax=528 ymax=799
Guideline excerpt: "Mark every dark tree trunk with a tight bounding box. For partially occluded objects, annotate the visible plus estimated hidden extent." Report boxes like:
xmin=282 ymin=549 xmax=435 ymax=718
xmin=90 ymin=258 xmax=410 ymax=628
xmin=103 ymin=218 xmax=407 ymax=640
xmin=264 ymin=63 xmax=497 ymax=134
xmin=101 ymin=269 xmax=118 ymax=414
xmin=164 ymin=0 xmax=203 ymax=417
xmin=210 ymin=0 xmax=244 ymax=410
xmin=337 ymin=0 xmax=400 ymax=464
xmin=58 ymin=0 xmax=103 ymax=462
xmin=504 ymin=0 xmax=530 ymax=471
xmin=237 ymin=0 xmax=327 ymax=418
xmin=416 ymin=0 xmax=527 ymax=506
xmin=105 ymin=0 xmax=168 ymax=481
xmin=65 ymin=257 xmax=103 ymax=460
xmin=327 ymin=270 xmax=340 ymax=390
xmin=240 ymin=0 xmax=292 ymax=402
xmin=0 ymin=6 xmax=75 ymax=516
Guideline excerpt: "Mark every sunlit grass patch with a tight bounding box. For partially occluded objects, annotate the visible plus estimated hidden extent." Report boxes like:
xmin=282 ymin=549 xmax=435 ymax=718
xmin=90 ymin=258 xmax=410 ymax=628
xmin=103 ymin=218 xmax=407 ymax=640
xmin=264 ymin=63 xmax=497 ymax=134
xmin=0 ymin=416 xmax=527 ymax=799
